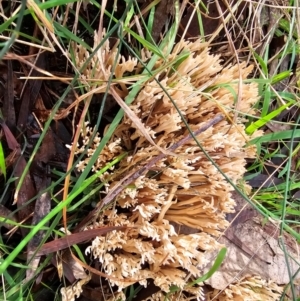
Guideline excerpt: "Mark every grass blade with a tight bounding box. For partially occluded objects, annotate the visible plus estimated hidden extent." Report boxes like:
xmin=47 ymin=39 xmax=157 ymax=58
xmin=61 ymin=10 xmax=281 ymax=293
xmin=168 ymin=248 xmax=227 ymax=294
xmin=246 ymin=101 xmax=294 ymax=134
xmin=249 ymin=129 xmax=300 ymax=145
xmin=0 ymin=141 xmax=6 ymax=180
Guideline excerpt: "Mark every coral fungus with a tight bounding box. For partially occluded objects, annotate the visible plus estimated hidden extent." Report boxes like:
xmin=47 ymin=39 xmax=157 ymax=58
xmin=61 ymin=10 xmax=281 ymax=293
xmin=69 ymin=30 xmax=261 ymax=300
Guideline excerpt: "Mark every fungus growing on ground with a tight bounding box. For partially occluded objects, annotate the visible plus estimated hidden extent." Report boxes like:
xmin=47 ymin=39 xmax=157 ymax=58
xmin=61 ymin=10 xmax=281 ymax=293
xmin=65 ymin=32 xmax=263 ymax=300
xmin=206 ymin=276 xmax=283 ymax=301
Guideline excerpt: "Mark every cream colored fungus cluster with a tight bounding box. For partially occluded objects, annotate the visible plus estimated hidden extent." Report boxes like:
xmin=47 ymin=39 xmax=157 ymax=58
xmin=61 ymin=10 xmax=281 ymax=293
xmin=68 ymin=31 xmax=263 ymax=300
xmin=206 ymin=276 xmax=283 ymax=301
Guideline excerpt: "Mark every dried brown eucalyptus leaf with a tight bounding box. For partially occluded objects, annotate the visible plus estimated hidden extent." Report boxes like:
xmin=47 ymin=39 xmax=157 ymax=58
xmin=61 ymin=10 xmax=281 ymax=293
xmin=203 ymin=218 xmax=300 ymax=290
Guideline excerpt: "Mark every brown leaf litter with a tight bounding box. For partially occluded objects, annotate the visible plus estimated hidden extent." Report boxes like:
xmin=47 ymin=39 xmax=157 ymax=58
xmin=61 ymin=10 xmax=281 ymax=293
xmin=0 ymin=50 xmax=72 ymax=286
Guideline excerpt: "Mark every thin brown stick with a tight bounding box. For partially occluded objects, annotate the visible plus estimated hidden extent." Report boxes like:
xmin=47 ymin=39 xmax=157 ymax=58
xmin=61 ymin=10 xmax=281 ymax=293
xmin=75 ymin=114 xmax=224 ymax=231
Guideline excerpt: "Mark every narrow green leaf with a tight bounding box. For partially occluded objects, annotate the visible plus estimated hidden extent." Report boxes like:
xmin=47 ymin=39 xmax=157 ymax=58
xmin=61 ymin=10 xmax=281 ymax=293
xmin=253 ymin=51 xmax=268 ymax=76
xmin=5 ymin=29 xmax=42 ymax=44
xmin=255 ymin=193 xmax=283 ymax=200
xmin=70 ymin=9 xmax=94 ymax=35
xmin=272 ymin=92 xmax=299 ymax=101
xmin=261 ymin=181 xmax=300 ymax=193
xmin=125 ymin=27 xmax=164 ymax=57
xmin=0 ymin=0 xmax=78 ymax=34
xmin=168 ymin=248 xmax=227 ymax=294
xmin=146 ymin=6 xmax=155 ymax=42
xmin=246 ymin=101 xmax=293 ymax=134
xmin=278 ymin=18 xmax=298 ymax=39
xmin=0 ymin=140 xmax=6 ymax=180
xmin=54 ymin=22 xmax=92 ymax=51
xmin=248 ymin=129 xmax=300 ymax=145
xmin=2 ymin=270 xmax=15 ymax=287
xmin=271 ymin=70 xmax=292 ymax=85
xmin=261 ymin=85 xmax=271 ymax=117
xmin=39 ymin=0 xmax=78 ymax=9
xmin=189 ymin=247 xmax=227 ymax=285
xmin=124 ymin=1 xmax=135 ymax=27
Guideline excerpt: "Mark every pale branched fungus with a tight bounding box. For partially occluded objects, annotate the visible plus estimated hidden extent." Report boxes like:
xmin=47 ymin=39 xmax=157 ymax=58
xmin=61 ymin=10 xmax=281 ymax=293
xmin=69 ymin=31 xmax=264 ymax=300
xmin=206 ymin=276 xmax=283 ymax=301
xmin=61 ymin=275 xmax=91 ymax=301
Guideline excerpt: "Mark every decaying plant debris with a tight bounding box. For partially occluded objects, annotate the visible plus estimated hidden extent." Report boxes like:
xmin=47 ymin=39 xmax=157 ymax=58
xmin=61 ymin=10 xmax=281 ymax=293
xmin=61 ymin=30 xmax=268 ymax=301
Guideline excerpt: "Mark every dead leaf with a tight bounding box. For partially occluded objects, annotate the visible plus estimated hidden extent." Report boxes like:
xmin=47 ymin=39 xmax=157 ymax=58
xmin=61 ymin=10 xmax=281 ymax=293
xmin=179 ymin=0 xmax=225 ymax=38
xmin=14 ymin=156 xmax=36 ymax=218
xmin=51 ymin=250 xmax=87 ymax=283
xmin=0 ymin=120 xmax=35 ymax=234
xmin=0 ymin=119 xmax=20 ymax=151
xmin=36 ymin=226 xmax=127 ymax=256
xmin=2 ymin=61 xmax=16 ymax=128
xmin=247 ymin=173 xmax=284 ymax=188
xmin=17 ymin=52 xmax=45 ymax=130
xmin=203 ymin=218 xmax=300 ymax=290
xmin=26 ymin=177 xmax=51 ymax=282
xmin=151 ymin=0 xmax=174 ymax=42
xmin=0 ymin=204 xmax=17 ymax=230
xmin=31 ymin=130 xmax=56 ymax=190
xmin=63 ymin=250 xmax=88 ymax=280
xmin=35 ymin=129 xmax=56 ymax=164
xmin=266 ymin=121 xmax=291 ymax=133
xmin=81 ymin=286 xmax=107 ymax=301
